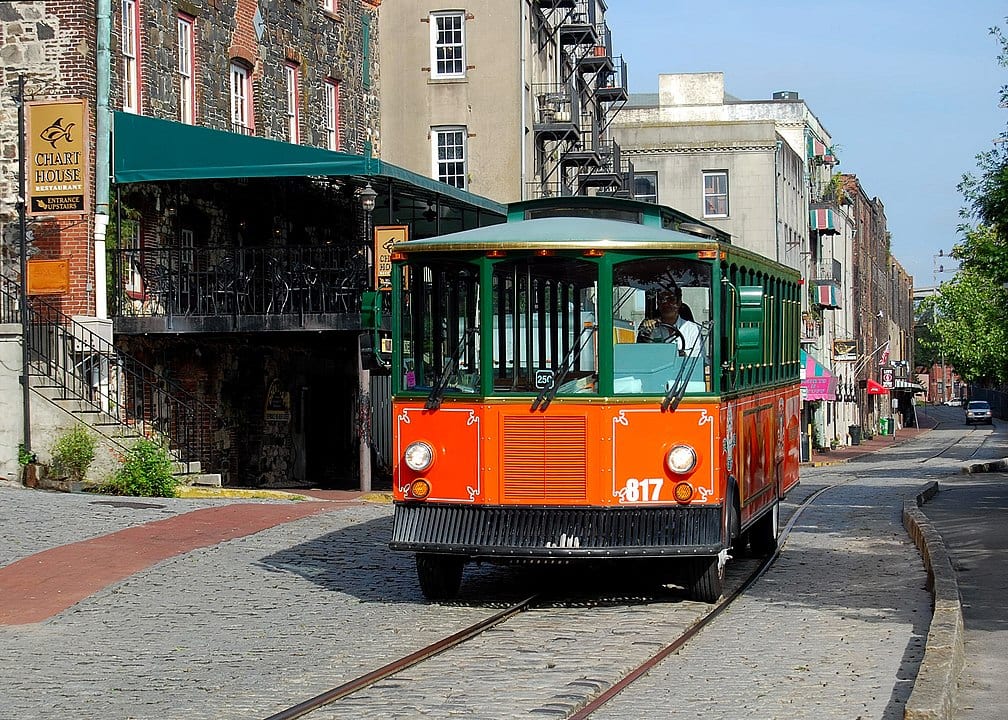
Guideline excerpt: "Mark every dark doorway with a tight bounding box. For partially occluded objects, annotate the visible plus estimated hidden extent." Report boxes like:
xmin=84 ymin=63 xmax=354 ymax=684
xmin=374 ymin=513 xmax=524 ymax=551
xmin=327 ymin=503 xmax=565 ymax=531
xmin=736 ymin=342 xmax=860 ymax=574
xmin=304 ymin=335 xmax=358 ymax=488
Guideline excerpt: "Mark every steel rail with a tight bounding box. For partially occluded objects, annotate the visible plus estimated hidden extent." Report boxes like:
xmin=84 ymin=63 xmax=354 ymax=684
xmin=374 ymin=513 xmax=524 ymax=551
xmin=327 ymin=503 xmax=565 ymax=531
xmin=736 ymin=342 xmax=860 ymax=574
xmin=261 ymin=594 xmax=538 ymax=720
xmin=568 ymin=481 xmax=843 ymax=719
xmin=569 ymin=426 xmax=975 ymax=718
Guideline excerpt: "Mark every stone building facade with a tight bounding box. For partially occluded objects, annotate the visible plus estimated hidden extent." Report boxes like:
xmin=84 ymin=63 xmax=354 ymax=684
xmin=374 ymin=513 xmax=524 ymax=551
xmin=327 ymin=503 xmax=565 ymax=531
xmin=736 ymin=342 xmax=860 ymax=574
xmin=0 ymin=1 xmax=393 ymax=487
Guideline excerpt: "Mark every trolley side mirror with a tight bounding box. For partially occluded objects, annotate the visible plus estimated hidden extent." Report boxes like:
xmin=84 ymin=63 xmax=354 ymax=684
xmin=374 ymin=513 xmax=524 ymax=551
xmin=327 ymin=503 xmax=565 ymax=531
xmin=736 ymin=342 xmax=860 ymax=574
xmin=361 ymin=290 xmax=382 ymax=329
xmin=360 ymin=290 xmax=391 ymax=371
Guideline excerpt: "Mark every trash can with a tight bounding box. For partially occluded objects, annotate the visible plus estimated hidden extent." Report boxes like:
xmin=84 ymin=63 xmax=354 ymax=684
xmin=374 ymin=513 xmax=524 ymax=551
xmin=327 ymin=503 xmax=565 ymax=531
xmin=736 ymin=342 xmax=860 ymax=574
xmin=849 ymin=425 xmax=861 ymax=446
xmin=800 ymin=431 xmax=810 ymax=462
xmin=879 ymin=417 xmax=894 ymax=436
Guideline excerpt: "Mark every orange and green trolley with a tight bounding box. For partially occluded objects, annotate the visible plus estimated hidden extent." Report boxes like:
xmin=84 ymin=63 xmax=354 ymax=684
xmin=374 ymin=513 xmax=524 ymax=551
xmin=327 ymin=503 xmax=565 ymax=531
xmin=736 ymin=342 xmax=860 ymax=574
xmin=380 ymin=197 xmax=801 ymax=602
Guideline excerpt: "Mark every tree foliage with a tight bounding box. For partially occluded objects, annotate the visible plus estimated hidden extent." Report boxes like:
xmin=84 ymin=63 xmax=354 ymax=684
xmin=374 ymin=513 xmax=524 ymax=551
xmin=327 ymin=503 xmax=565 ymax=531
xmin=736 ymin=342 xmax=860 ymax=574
xmin=920 ymin=269 xmax=1008 ymax=384
xmin=933 ymin=19 xmax=1008 ymax=387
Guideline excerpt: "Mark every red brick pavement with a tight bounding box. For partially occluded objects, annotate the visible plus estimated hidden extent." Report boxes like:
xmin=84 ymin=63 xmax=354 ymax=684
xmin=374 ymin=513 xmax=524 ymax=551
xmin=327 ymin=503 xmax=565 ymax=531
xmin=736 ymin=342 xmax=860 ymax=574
xmin=0 ymin=499 xmax=352 ymax=626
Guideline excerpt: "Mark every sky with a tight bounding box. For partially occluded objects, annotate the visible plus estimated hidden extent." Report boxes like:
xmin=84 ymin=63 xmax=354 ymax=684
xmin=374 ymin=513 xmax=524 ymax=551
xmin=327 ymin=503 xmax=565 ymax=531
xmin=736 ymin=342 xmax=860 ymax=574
xmin=605 ymin=1 xmax=1006 ymax=287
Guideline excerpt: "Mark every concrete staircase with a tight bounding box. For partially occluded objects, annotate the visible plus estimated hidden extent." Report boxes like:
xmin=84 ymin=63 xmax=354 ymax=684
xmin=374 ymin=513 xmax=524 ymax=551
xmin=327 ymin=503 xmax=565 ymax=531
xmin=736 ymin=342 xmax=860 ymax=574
xmin=28 ymin=377 xmax=222 ymax=488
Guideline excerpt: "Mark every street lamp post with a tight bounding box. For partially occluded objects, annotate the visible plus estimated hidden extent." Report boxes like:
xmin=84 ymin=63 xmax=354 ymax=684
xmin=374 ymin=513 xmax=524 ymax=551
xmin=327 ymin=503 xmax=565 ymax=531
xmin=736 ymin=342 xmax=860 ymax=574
xmin=356 ymin=181 xmax=377 ymax=492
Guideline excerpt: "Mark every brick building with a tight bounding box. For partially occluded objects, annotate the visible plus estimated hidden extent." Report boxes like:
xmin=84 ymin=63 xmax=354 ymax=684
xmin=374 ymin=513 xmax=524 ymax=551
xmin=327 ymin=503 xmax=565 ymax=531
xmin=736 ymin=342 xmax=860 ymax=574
xmin=1 ymin=0 xmax=504 ymax=487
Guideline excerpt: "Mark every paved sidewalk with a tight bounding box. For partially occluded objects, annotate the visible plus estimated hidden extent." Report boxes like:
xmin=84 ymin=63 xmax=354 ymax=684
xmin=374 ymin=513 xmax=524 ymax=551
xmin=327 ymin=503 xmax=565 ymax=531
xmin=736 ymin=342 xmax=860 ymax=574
xmin=803 ymin=414 xmax=937 ymax=467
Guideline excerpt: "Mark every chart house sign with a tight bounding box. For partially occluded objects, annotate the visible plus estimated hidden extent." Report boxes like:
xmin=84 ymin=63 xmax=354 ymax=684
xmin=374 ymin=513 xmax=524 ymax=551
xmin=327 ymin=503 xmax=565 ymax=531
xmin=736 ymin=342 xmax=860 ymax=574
xmin=27 ymin=99 xmax=90 ymax=216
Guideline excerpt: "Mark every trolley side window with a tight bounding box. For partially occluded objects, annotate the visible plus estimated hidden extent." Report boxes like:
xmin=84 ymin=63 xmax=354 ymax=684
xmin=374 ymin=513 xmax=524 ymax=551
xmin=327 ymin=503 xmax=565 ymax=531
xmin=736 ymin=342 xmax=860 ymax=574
xmin=490 ymin=257 xmax=598 ymax=394
xmin=611 ymin=257 xmax=713 ymax=395
xmin=399 ymin=259 xmax=480 ymax=395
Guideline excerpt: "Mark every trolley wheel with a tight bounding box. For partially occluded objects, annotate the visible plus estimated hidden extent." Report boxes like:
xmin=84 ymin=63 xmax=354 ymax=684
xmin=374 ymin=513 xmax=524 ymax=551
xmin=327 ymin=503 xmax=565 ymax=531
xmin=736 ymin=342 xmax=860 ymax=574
xmin=416 ymin=553 xmax=465 ymax=600
xmin=685 ymin=552 xmax=726 ymax=604
xmin=749 ymin=502 xmax=779 ymax=557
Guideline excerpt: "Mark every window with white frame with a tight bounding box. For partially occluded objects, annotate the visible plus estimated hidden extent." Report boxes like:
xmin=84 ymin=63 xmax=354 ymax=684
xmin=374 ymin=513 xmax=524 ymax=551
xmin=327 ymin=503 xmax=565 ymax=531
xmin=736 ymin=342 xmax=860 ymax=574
xmin=284 ymin=62 xmax=300 ymax=144
xmin=121 ymin=0 xmax=140 ymax=112
xmin=324 ymin=79 xmax=340 ymax=151
xmin=322 ymin=0 xmax=338 ymax=12
xmin=702 ymin=170 xmax=729 ymax=217
xmin=432 ymin=126 xmax=467 ymax=188
xmin=633 ymin=171 xmax=658 ymax=204
xmin=430 ymin=11 xmax=466 ymax=79
xmin=123 ymin=222 xmax=142 ymax=298
xmin=230 ymin=61 xmax=252 ymax=134
xmin=177 ymin=14 xmax=195 ymax=124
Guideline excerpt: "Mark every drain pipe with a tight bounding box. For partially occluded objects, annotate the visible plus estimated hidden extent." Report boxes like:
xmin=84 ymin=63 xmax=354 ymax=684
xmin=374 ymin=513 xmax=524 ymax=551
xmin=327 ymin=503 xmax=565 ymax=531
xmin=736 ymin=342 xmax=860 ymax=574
xmin=93 ymin=0 xmax=111 ymax=320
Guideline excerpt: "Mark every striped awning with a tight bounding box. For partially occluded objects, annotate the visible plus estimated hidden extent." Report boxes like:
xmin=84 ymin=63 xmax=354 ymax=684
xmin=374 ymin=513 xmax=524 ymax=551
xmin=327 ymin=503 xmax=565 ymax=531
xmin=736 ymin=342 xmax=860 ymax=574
xmin=815 ymin=283 xmax=841 ymax=309
xmin=810 ymin=207 xmax=839 ymax=235
xmin=800 ymin=350 xmax=836 ymax=401
xmin=807 ymin=137 xmax=828 ymax=158
xmin=891 ymin=379 xmax=925 ymax=393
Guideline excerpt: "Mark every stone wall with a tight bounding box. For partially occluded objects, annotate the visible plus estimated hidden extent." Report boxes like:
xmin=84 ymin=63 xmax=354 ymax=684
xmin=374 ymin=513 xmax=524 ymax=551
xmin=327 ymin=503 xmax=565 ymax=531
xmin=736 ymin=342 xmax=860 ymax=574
xmin=123 ymin=0 xmax=380 ymax=153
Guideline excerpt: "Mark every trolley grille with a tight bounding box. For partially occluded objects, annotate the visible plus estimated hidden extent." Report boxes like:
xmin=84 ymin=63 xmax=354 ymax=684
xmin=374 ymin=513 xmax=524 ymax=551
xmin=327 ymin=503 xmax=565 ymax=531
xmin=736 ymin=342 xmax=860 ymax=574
xmin=501 ymin=416 xmax=587 ymax=501
xmin=390 ymin=504 xmax=722 ymax=557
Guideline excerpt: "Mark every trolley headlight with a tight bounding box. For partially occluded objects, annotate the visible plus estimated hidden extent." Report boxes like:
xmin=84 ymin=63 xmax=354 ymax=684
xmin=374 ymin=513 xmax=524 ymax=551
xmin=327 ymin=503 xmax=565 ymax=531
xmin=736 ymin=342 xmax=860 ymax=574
xmin=665 ymin=444 xmax=697 ymax=474
xmin=404 ymin=441 xmax=435 ymax=472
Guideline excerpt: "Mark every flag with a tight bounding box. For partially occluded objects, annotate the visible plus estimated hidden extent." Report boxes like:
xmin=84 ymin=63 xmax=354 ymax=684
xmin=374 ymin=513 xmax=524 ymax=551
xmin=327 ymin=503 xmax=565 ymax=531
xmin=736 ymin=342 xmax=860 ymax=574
xmin=879 ymin=342 xmax=890 ymax=366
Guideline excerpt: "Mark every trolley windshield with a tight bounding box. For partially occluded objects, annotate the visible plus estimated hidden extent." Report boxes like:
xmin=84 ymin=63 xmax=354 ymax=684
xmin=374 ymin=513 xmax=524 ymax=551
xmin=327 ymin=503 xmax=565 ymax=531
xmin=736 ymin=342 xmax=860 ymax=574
xmin=394 ymin=253 xmax=713 ymax=400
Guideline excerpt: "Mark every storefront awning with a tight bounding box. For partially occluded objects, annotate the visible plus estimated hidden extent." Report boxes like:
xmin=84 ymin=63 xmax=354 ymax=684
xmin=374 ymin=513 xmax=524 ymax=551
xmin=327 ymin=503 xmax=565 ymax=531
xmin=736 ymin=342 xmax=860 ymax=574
xmin=891 ymin=379 xmax=925 ymax=393
xmin=111 ymin=112 xmax=506 ymax=215
xmin=801 ymin=350 xmax=837 ymax=401
xmin=866 ymin=379 xmax=889 ymax=395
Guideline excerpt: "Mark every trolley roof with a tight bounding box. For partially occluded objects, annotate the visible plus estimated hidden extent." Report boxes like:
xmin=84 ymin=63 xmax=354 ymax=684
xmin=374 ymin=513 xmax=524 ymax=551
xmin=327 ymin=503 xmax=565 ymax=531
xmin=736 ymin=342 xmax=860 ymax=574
xmin=393 ymin=216 xmax=723 ymax=253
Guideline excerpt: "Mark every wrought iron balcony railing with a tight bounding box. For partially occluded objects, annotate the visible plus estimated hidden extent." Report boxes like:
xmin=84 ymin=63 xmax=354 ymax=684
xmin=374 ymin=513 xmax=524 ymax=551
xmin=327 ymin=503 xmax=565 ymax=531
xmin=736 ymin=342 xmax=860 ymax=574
xmin=108 ymin=244 xmax=369 ymax=320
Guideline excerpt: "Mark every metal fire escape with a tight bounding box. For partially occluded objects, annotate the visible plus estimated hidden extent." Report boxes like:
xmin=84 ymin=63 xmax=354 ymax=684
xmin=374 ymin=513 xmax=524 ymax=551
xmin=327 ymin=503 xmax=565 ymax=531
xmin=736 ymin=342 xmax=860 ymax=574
xmin=532 ymin=0 xmax=630 ymax=199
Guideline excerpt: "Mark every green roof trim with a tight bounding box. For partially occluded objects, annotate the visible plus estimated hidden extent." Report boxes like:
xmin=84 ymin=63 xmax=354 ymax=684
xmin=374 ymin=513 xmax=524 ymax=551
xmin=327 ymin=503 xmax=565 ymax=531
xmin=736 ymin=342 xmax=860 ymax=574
xmin=111 ymin=112 xmax=505 ymax=215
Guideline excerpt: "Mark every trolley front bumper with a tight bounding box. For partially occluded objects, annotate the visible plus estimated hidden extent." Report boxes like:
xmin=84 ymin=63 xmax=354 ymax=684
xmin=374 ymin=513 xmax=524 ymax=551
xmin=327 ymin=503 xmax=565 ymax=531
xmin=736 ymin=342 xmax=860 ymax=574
xmin=390 ymin=502 xmax=724 ymax=558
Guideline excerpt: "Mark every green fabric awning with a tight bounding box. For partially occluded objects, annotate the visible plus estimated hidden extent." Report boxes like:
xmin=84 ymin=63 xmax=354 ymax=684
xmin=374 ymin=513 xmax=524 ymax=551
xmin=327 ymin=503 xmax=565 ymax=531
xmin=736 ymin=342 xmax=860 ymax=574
xmin=112 ymin=112 xmax=506 ymax=215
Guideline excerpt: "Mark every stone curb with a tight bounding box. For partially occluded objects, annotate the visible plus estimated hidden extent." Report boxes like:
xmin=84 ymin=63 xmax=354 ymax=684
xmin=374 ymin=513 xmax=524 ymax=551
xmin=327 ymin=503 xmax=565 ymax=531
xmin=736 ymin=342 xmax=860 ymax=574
xmin=960 ymin=457 xmax=1008 ymax=474
xmin=901 ymin=481 xmax=964 ymax=720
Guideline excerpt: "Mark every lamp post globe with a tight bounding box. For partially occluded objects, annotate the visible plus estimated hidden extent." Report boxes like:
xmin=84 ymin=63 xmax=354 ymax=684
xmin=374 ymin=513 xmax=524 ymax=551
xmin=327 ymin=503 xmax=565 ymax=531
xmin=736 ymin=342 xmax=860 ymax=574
xmin=359 ymin=182 xmax=377 ymax=213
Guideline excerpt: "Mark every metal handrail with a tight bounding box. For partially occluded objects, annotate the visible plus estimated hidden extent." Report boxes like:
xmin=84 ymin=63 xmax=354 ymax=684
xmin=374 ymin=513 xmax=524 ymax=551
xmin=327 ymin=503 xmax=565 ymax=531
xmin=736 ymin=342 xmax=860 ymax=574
xmin=2 ymin=275 xmax=221 ymax=472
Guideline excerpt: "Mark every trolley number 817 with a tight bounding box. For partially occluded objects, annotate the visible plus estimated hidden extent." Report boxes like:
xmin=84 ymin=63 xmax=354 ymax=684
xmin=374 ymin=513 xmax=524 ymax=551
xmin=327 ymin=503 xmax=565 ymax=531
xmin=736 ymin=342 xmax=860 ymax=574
xmin=616 ymin=477 xmax=664 ymax=503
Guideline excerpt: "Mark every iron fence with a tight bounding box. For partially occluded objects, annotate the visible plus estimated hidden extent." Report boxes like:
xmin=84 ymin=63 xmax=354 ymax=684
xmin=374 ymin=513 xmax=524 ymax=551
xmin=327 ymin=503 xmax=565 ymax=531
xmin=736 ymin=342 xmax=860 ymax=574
xmin=108 ymin=244 xmax=369 ymax=319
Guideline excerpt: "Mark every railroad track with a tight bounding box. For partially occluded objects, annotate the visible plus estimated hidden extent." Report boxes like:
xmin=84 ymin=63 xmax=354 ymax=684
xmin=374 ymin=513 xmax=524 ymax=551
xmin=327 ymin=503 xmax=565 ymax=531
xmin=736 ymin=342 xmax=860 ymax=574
xmin=260 ymin=427 xmax=980 ymax=720
xmin=259 ymin=491 xmax=836 ymax=720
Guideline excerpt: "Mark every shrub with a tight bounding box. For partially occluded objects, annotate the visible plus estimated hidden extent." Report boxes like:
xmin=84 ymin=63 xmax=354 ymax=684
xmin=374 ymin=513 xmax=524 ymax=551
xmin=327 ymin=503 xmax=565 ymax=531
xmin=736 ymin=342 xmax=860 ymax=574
xmin=18 ymin=443 xmax=35 ymax=467
xmin=50 ymin=426 xmax=97 ymax=483
xmin=102 ymin=438 xmax=178 ymax=498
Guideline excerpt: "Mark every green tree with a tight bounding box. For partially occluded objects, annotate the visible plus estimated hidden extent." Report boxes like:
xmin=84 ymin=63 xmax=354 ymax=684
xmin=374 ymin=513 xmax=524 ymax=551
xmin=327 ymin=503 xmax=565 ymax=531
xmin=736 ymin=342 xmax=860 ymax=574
xmin=921 ymin=269 xmax=1008 ymax=384
xmin=934 ymin=19 xmax=1008 ymax=387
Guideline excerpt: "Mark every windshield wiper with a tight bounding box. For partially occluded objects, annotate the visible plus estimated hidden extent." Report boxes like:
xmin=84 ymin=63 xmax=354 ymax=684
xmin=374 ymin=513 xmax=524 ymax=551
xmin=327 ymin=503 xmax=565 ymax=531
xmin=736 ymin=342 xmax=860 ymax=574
xmin=531 ymin=323 xmax=597 ymax=412
xmin=426 ymin=327 xmax=477 ymax=410
xmin=661 ymin=321 xmax=711 ymax=412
